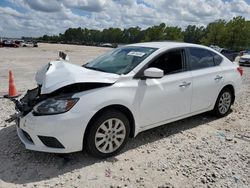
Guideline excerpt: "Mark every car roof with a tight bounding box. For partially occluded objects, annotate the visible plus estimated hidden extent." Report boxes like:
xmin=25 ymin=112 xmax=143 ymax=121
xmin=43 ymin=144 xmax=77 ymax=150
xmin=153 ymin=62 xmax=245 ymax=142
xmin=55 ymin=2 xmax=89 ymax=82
xmin=127 ymin=41 xmax=209 ymax=50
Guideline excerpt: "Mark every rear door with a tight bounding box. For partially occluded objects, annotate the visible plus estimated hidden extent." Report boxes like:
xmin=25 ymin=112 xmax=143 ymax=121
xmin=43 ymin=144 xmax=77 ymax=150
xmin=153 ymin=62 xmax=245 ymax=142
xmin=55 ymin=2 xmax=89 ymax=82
xmin=187 ymin=47 xmax=224 ymax=113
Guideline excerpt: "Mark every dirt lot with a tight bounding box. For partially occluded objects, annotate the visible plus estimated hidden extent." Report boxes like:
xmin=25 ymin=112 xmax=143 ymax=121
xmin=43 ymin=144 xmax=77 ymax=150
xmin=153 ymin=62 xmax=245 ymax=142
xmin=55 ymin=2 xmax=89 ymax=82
xmin=0 ymin=44 xmax=249 ymax=188
xmin=0 ymin=43 xmax=111 ymax=94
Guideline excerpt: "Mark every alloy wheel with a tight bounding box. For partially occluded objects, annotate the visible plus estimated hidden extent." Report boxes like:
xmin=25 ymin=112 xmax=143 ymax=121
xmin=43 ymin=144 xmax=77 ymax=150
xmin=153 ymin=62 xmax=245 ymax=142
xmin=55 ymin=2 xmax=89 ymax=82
xmin=218 ymin=92 xmax=232 ymax=114
xmin=94 ymin=118 xmax=126 ymax=154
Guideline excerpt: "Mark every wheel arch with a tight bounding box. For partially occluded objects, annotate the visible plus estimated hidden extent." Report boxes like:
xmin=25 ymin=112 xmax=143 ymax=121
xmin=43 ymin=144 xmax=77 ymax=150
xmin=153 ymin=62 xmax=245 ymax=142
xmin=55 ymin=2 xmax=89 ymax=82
xmin=219 ymin=84 xmax=235 ymax=104
xmin=83 ymin=104 xmax=136 ymax=149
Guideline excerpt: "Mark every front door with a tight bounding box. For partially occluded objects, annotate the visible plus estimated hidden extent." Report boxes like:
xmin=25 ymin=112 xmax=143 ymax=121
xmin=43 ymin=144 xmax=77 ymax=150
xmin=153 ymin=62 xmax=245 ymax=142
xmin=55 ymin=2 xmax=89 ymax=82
xmin=136 ymin=49 xmax=193 ymax=127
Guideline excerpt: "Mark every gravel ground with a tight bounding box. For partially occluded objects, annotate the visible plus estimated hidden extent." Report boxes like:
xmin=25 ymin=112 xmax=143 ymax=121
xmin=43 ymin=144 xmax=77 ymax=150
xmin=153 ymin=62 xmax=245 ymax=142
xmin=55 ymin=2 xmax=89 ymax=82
xmin=0 ymin=44 xmax=249 ymax=188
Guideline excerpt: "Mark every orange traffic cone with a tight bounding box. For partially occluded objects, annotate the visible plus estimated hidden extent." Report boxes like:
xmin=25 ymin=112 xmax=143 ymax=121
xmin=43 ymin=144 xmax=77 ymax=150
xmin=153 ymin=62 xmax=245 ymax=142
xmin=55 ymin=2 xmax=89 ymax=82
xmin=4 ymin=70 xmax=20 ymax=98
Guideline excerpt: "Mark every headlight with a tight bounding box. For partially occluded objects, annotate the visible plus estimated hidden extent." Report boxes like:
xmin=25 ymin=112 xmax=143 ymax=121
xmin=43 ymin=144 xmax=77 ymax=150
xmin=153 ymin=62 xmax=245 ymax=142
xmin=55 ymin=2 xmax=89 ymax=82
xmin=33 ymin=97 xmax=79 ymax=115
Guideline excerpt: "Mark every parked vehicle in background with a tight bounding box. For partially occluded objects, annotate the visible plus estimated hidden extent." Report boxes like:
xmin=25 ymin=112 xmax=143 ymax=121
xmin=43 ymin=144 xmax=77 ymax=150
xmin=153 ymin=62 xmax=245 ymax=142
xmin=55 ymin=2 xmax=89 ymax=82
xmin=239 ymin=51 xmax=250 ymax=66
xmin=220 ymin=49 xmax=238 ymax=62
xmin=2 ymin=40 xmax=19 ymax=48
xmin=100 ymin=43 xmax=117 ymax=48
xmin=21 ymin=41 xmax=38 ymax=47
xmin=13 ymin=42 xmax=243 ymax=158
xmin=209 ymin=46 xmax=238 ymax=62
xmin=210 ymin=45 xmax=221 ymax=52
xmin=14 ymin=40 xmax=24 ymax=45
xmin=33 ymin=42 xmax=38 ymax=47
xmin=243 ymin=49 xmax=250 ymax=55
xmin=100 ymin=43 xmax=113 ymax=48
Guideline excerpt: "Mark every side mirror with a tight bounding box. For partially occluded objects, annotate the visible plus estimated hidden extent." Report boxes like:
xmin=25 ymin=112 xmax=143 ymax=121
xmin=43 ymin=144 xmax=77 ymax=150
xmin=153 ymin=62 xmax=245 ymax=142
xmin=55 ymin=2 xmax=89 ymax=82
xmin=144 ymin=67 xmax=164 ymax=79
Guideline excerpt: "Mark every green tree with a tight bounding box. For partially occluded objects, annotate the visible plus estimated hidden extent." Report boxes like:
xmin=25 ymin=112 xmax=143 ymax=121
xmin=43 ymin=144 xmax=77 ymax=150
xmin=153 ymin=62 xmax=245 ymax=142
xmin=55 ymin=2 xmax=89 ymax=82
xmin=142 ymin=23 xmax=166 ymax=42
xmin=164 ymin=26 xmax=184 ymax=41
xmin=184 ymin=25 xmax=206 ymax=44
xmin=101 ymin=28 xmax=123 ymax=43
xmin=122 ymin=27 xmax=141 ymax=43
xmin=224 ymin=16 xmax=250 ymax=50
xmin=201 ymin=19 xmax=226 ymax=46
xmin=38 ymin=17 xmax=250 ymax=50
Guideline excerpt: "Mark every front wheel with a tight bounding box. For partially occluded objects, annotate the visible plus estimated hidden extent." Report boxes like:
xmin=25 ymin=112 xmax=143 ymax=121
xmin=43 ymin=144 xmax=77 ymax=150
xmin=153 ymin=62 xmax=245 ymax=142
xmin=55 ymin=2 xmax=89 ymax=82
xmin=85 ymin=110 xmax=130 ymax=158
xmin=212 ymin=88 xmax=233 ymax=117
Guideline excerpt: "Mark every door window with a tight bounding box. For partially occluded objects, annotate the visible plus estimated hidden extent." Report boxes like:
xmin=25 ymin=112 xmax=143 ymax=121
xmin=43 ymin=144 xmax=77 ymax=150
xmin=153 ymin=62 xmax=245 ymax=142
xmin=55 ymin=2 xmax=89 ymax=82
xmin=188 ymin=48 xmax=215 ymax=70
xmin=212 ymin=52 xmax=223 ymax=65
xmin=148 ymin=49 xmax=185 ymax=75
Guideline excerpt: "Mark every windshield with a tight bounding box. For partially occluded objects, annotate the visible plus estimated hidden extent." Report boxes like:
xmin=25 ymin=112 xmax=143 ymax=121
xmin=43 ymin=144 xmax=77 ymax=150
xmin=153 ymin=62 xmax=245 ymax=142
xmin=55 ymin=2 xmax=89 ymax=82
xmin=83 ymin=46 xmax=157 ymax=74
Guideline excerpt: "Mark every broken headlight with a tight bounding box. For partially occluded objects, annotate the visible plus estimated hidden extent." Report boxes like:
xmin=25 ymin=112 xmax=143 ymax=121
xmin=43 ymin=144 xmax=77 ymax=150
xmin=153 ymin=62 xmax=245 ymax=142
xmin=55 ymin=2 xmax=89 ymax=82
xmin=33 ymin=97 xmax=79 ymax=115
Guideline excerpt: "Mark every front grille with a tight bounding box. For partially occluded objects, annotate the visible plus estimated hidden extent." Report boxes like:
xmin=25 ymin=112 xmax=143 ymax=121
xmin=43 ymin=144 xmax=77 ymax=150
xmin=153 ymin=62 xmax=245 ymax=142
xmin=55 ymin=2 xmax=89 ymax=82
xmin=38 ymin=136 xmax=65 ymax=149
xmin=22 ymin=130 xmax=34 ymax=143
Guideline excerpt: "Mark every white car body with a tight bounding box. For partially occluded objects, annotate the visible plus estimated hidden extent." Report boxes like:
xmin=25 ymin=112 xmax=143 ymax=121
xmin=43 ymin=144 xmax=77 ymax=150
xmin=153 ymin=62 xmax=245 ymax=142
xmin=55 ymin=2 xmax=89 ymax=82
xmin=16 ymin=42 xmax=242 ymax=154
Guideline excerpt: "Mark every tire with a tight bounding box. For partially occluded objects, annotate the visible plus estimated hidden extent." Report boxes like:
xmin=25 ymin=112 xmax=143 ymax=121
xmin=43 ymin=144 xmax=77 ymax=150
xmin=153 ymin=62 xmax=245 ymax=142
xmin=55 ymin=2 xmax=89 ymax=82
xmin=85 ymin=109 xmax=130 ymax=158
xmin=212 ymin=88 xmax=233 ymax=117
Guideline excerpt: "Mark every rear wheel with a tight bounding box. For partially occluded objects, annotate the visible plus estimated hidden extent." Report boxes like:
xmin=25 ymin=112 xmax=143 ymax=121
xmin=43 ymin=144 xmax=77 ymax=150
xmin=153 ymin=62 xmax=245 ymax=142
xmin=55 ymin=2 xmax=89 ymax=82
xmin=212 ymin=88 xmax=233 ymax=117
xmin=85 ymin=109 xmax=130 ymax=158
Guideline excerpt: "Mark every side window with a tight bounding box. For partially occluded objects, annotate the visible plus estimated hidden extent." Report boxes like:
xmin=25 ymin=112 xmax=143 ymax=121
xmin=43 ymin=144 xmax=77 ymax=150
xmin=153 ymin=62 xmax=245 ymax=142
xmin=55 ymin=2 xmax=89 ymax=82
xmin=148 ymin=49 xmax=185 ymax=75
xmin=188 ymin=48 xmax=215 ymax=70
xmin=212 ymin=52 xmax=223 ymax=65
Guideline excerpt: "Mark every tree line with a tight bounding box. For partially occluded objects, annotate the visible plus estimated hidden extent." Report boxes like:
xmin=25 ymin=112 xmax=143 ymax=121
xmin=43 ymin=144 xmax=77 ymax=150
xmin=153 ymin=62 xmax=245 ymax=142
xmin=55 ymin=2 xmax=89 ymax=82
xmin=39 ymin=16 xmax=250 ymax=50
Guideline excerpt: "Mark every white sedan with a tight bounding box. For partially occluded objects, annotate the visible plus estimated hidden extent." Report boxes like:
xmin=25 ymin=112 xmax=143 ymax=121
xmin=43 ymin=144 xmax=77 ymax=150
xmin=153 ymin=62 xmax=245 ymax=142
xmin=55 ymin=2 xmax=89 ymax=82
xmin=239 ymin=52 xmax=250 ymax=66
xmin=15 ymin=42 xmax=243 ymax=158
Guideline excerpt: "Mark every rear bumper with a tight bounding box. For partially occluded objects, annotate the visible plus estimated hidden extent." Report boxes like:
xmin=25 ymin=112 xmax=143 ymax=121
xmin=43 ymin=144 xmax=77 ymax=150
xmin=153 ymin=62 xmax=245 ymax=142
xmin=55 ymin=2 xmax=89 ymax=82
xmin=16 ymin=110 xmax=91 ymax=153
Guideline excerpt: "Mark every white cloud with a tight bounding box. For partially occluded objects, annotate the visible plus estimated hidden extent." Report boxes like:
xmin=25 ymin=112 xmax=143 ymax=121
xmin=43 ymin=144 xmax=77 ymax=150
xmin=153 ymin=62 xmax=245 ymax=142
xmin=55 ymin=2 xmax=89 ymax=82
xmin=24 ymin=0 xmax=63 ymax=12
xmin=0 ymin=6 xmax=23 ymax=17
xmin=63 ymin=0 xmax=108 ymax=12
xmin=229 ymin=0 xmax=250 ymax=14
xmin=0 ymin=0 xmax=250 ymax=37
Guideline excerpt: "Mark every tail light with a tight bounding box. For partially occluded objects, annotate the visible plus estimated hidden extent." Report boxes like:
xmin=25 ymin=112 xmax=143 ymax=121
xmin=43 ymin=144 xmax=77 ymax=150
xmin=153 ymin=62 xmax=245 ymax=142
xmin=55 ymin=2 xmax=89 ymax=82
xmin=237 ymin=67 xmax=243 ymax=76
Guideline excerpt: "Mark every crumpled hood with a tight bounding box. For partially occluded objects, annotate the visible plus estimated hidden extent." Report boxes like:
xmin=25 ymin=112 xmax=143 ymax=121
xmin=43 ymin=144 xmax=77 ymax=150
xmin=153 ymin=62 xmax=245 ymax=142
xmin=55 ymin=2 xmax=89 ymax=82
xmin=36 ymin=61 xmax=120 ymax=94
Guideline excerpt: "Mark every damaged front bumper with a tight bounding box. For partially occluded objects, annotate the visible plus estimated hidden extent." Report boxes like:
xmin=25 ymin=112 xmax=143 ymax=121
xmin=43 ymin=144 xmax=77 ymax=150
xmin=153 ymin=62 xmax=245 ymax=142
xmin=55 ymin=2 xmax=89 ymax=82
xmin=10 ymin=87 xmax=88 ymax=153
xmin=16 ymin=111 xmax=85 ymax=153
xmin=9 ymin=86 xmax=42 ymax=118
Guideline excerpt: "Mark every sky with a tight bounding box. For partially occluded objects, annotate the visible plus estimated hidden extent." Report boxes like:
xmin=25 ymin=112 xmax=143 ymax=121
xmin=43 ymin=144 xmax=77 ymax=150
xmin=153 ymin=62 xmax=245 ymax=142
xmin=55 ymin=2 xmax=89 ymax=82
xmin=0 ymin=0 xmax=250 ymax=38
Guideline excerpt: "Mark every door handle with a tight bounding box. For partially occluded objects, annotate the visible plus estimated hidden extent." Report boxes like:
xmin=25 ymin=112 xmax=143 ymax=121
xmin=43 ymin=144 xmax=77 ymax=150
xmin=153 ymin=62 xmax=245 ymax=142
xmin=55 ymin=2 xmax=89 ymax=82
xmin=214 ymin=75 xmax=223 ymax=81
xmin=179 ymin=82 xmax=191 ymax=88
